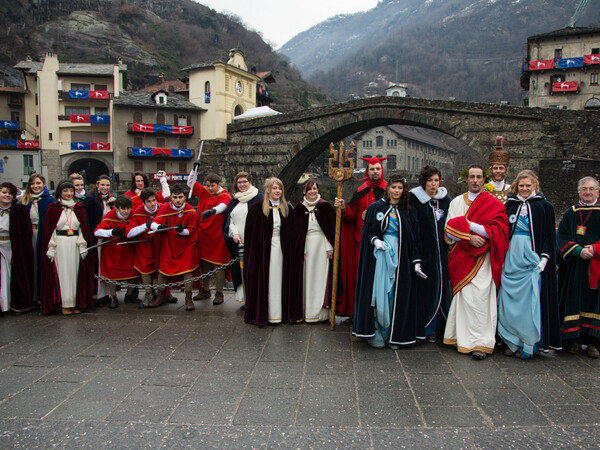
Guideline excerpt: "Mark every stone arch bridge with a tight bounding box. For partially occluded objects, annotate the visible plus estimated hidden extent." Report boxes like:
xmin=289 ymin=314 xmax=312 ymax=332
xmin=201 ymin=96 xmax=600 ymax=192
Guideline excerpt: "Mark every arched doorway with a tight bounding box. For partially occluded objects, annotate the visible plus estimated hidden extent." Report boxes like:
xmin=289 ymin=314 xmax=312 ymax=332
xmin=68 ymin=158 xmax=109 ymax=187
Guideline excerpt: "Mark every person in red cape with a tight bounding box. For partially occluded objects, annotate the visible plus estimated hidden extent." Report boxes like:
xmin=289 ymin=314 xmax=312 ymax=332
xmin=334 ymin=156 xmax=388 ymax=318
xmin=94 ymin=194 xmax=138 ymax=309
xmin=188 ymin=172 xmax=231 ymax=305
xmin=124 ymin=171 xmax=170 ymax=210
xmin=126 ymin=189 xmax=175 ymax=309
xmin=0 ymin=182 xmax=34 ymax=315
xmin=150 ymin=184 xmax=198 ymax=311
xmin=41 ymin=180 xmax=94 ymax=315
xmin=442 ymin=165 xmax=509 ymax=359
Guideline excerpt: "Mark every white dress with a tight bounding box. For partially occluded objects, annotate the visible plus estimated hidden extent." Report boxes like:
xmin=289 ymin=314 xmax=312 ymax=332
xmin=0 ymin=210 xmax=11 ymax=312
xmin=46 ymin=206 xmax=86 ymax=308
xmin=302 ymin=203 xmax=332 ymax=323
xmin=268 ymin=208 xmax=283 ymax=323
xmin=443 ymin=194 xmax=497 ymax=354
xmin=30 ymin=202 xmax=40 ymax=300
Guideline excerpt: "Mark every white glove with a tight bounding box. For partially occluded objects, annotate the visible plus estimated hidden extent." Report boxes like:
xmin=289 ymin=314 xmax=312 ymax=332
xmin=156 ymin=170 xmax=167 ymax=179
xmin=46 ymin=247 xmax=55 ymax=262
xmin=415 ymin=263 xmax=428 ymax=279
xmin=536 ymin=256 xmax=548 ymax=273
xmin=373 ymin=239 xmax=386 ymax=251
xmin=186 ymin=169 xmax=195 ymax=189
xmin=80 ymin=248 xmax=88 ymax=260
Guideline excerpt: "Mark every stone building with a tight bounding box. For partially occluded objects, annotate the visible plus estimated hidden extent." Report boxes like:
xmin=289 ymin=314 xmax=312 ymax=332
xmin=353 ymin=125 xmax=456 ymax=179
xmin=14 ymin=53 xmax=126 ymax=185
xmin=0 ymin=85 xmax=39 ymax=187
xmin=524 ymin=26 xmax=600 ymax=109
xmin=184 ymin=49 xmax=259 ymax=141
xmin=112 ymin=89 xmax=203 ymax=190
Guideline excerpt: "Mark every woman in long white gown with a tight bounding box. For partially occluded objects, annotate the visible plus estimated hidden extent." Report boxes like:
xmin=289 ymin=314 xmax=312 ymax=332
xmin=293 ymin=180 xmax=335 ymax=323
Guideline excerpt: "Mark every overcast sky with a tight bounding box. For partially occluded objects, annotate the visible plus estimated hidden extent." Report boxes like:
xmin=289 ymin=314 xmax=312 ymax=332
xmin=197 ymin=0 xmax=379 ymax=49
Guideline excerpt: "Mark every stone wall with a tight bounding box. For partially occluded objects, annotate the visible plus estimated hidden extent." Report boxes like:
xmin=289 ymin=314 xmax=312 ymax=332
xmin=539 ymin=159 xmax=600 ymax=220
xmin=224 ymin=96 xmax=600 ymax=199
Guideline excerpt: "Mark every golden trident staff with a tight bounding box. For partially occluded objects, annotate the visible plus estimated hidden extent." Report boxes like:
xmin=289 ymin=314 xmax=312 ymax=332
xmin=328 ymin=141 xmax=355 ymax=330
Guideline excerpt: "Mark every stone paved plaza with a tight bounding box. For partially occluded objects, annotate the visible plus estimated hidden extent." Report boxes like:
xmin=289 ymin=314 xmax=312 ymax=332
xmin=0 ymin=290 xmax=599 ymax=449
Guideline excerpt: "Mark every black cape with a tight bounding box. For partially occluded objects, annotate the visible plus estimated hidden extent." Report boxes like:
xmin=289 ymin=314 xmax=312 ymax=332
xmin=505 ymin=193 xmax=561 ymax=350
xmin=409 ymin=188 xmax=452 ymax=333
xmin=243 ymin=201 xmax=300 ymax=325
xmin=222 ymin=191 xmax=263 ymax=291
xmin=352 ymin=199 xmax=422 ymax=345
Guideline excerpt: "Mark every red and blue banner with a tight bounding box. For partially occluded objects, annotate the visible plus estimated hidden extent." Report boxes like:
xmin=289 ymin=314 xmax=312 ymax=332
xmin=70 ymin=114 xmax=110 ymax=124
xmin=131 ymin=147 xmax=192 ymax=158
xmin=584 ymin=54 xmax=600 ymax=65
xmin=0 ymin=120 xmax=19 ymax=129
xmin=0 ymin=139 xmax=39 ymax=148
xmin=528 ymin=59 xmax=554 ymax=70
xmin=68 ymin=90 xmax=109 ymax=99
xmin=131 ymin=123 xmax=192 ymax=134
xmin=558 ymin=57 xmax=584 ymax=69
xmin=552 ymin=81 xmax=578 ymax=92
xmin=71 ymin=142 xmax=111 ymax=150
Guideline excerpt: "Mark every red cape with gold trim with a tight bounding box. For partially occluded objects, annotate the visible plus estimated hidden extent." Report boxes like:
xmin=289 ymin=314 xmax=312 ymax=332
xmin=445 ymin=192 xmax=508 ymax=295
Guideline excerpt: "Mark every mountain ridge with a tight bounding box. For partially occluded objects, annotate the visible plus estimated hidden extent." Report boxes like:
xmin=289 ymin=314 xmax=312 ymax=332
xmin=280 ymin=0 xmax=597 ymax=103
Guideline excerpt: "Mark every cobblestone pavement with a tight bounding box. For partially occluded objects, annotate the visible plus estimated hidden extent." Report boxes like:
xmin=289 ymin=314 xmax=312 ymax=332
xmin=0 ymin=290 xmax=599 ymax=449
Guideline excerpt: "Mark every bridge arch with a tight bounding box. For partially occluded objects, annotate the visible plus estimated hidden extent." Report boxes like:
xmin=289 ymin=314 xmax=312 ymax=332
xmin=219 ymin=96 xmax=599 ymax=193
xmin=277 ymin=107 xmax=472 ymax=190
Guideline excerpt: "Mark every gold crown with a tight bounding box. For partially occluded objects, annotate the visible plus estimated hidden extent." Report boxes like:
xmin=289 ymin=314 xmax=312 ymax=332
xmin=489 ymin=136 xmax=510 ymax=167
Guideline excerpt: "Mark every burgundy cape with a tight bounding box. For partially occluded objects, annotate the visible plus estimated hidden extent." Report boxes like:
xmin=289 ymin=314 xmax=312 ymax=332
xmin=289 ymin=199 xmax=337 ymax=313
xmin=41 ymin=201 xmax=94 ymax=314
xmin=6 ymin=202 xmax=34 ymax=312
xmin=243 ymin=202 xmax=299 ymax=325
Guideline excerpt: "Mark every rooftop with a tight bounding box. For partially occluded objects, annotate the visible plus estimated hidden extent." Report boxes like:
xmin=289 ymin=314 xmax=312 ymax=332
xmin=113 ymin=90 xmax=203 ymax=111
xmin=14 ymin=60 xmax=127 ymax=76
xmin=528 ymin=26 xmax=600 ymax=42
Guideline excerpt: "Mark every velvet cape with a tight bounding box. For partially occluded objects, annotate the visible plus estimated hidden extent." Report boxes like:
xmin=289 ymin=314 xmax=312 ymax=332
xmin=557 ymin=200 xmax=600 ymax=342
xmin=337 ymin=183 xmax=387 ymax=317
xmin=41 ymin=201 xmax=94 ymax=314
xmin=243 ymin=201 xmax=299 ymax=325
xmin=409 ymin=187 xmax=452 ymax=332
xmin=6 ymin=201 xmax=34 ymax=312
xmin=222 ymin=192 xmax=264 ymax=291
xmin=289 ymin=199 xmax=337 ymax=313
xmin=25 ymin=186 xmax=55 ymax=302
xmin=352 ymin=199 xmax=422 ymax=345
xmin=504 ymin=193 xmax=561 ymax=350
xmin=79 ymin=194 xmax=103 ymax=294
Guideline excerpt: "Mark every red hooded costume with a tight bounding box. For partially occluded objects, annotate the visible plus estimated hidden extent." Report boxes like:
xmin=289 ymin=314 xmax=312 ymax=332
xmin=337 ymin=157 xmax=388 ymax=317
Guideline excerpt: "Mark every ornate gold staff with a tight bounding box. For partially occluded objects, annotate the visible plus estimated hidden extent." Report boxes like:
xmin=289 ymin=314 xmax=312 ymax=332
xmin=328 ymin=141 xmax=355 ymax=330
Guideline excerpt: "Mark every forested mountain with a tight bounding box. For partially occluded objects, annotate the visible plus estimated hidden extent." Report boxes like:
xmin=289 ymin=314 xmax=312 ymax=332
xmin=280 ymin=0 xmax=600 ymax=104
xmin=0 ymin=0 xmax=329 ymax=110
